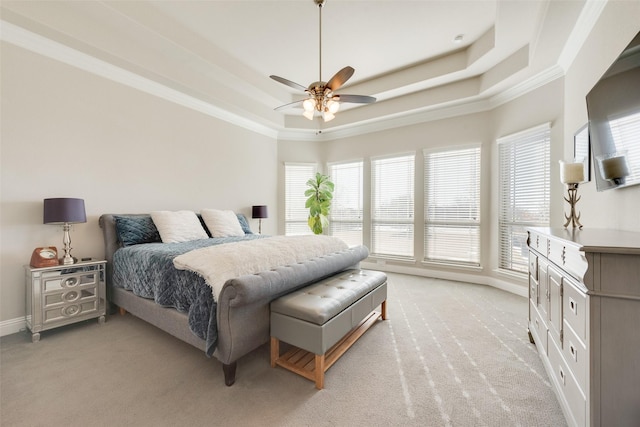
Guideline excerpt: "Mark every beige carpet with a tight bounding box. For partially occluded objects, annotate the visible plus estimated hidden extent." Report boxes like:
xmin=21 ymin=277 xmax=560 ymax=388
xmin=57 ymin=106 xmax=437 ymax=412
xmin=0 ymin=273 xmax=566 ymax=426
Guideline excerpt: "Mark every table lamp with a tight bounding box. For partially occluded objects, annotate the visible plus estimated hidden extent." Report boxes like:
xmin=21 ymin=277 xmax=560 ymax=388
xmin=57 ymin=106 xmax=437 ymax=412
xmin=252 ymin=205 xmax=268 ymax=234
xmin=44 ymin=198 xmax=86 ymax=265
xmin=559 ymin=161 xmax=584 ymax=229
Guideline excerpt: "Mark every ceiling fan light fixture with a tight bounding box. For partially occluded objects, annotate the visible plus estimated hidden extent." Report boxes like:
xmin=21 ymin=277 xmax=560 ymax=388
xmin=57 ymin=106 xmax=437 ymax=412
xmin=303 ymin=98 xmax=316 ymax=112
xmin=322 ymin=111 xmax=335 ymax=122
xmin=303 ymin=109 xmax=315 ymax=120
xmin=326 ymin=99 xmax=340 ymax=114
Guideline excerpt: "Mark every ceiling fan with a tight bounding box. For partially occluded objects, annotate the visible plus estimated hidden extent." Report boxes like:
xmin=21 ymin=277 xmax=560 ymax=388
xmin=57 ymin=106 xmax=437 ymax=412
xmin=270 ymin=0 xmax=376 ymax=122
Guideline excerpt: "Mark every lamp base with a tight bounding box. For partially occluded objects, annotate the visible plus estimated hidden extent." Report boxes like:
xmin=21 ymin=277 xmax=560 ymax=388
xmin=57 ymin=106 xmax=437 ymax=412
xmin=61 ymin=223 xmax=77 ymax=265
xmin=563 ymin=184 xmax=583 ymax=229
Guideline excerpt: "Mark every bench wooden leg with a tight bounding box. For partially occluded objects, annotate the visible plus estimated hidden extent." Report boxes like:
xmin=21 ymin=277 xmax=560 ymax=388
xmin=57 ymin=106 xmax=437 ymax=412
xmin=381 ymin=300 xmax=387 ymax=320
xmin=315 ymin=354 xmax=325 ymax=390
xmin=270 ymin=337 xmax=279 ymax=368
xmin=118 ymin=307 xmax=127 ymax=316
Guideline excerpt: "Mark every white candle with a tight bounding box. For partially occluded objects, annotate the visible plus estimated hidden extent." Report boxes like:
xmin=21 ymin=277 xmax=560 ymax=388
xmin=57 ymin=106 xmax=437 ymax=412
xmin=600 ymin=155 xmax=630 ymax=180
xmin=559 ymin=161 xmax=584 ymax=184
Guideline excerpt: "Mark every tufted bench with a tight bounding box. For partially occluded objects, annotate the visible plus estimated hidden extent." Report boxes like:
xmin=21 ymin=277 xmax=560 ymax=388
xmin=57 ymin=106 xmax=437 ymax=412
xmin=270 ymin=269 xmax=387 ymax=389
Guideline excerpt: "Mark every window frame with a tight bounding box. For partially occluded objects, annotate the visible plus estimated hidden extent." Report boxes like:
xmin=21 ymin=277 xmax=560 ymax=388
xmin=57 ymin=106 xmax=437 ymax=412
xmin=497 ymin=123 xmax=551 ymax=274
xmin=370 ymin=152 xmax=416 ymax=260
xmin=423 ymin=144 xmax=481 ymax=267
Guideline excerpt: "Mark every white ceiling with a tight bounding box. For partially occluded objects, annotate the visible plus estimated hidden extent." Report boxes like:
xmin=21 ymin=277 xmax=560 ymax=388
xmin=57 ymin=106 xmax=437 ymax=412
xmin=1 ymin=0 xmax=592 ymax=139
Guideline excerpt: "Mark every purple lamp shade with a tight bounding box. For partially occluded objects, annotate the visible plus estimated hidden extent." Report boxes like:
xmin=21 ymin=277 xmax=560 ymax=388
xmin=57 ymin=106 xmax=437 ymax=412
xmin=43 ymin=198 xmax=87 ymax=224
xmin=252 ymin=205 xmax=268 ymax=219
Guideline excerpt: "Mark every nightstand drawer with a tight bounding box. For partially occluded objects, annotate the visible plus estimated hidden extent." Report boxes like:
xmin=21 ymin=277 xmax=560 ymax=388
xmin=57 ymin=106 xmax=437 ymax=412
xmin=44 ymin=286 xmax=97 ymax=307
xmin=41 ymin=270 xmax=99 ymax=292
xmin=43 ymin=299 xmax=99 ymax=324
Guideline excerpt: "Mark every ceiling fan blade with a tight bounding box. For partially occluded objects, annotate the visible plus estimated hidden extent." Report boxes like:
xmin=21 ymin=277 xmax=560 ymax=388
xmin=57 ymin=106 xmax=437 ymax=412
xmin=334 ymin=94 xmax=377 ymax=104
xmin=274 ymin=99 xmax=305 ymax=111
xmin=270 ymin=75 xmax=307 ymax=92
xmin=326 ymin=66 xmax=355 ymax=91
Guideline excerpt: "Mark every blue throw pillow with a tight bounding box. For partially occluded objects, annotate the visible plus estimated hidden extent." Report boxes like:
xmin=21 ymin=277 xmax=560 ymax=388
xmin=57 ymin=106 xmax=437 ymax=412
xmin=114 ymin=215 xmax=161 ymax=246
xmin=236 ymin=213 xmax=253 ymax=234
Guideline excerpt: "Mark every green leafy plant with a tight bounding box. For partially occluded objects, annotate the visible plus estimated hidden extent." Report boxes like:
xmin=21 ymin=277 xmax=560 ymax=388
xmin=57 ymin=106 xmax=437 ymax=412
xmin=305 ymin=172 xmax=334 ymax=235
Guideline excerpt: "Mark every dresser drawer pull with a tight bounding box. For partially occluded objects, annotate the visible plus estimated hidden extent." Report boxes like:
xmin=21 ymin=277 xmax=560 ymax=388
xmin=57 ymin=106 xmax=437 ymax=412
xmin=559 ymin=367 xmax=566 ymax=385
xmin=570 ymin=342 xmax=577 ymax=362
xmin=569 ymin=298 xmax=577 ymax=315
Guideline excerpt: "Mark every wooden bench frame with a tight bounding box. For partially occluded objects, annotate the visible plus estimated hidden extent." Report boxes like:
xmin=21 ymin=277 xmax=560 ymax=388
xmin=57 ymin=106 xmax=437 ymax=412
xmin=270 ymin=301 xmax=387 ymax=389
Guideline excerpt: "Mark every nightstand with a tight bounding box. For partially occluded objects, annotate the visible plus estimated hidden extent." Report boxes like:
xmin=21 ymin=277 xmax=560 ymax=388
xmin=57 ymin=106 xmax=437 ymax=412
xmin=25 ymin=260 xmax=106 ymax=342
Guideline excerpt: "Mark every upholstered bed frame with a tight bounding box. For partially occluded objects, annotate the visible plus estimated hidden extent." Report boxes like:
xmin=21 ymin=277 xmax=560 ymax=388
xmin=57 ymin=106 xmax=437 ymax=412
xmin=99 ymin=214 xmax=369 ymax=386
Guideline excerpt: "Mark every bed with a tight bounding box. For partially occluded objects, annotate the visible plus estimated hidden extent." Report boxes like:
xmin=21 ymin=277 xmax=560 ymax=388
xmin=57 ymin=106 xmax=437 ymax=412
xmin=99 ymin=212 xmax=369 ymax=386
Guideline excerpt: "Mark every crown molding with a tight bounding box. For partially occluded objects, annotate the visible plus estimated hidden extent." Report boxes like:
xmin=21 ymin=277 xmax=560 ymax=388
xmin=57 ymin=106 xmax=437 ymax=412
xmin=557 ymin=0 xmax=608 ymax=73
xmin=0 ymin=20 xmax=279 ymax=139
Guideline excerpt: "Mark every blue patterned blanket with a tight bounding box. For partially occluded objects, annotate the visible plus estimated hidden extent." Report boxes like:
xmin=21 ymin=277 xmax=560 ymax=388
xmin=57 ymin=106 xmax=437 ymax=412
xmin=112 ymin=235 xmax=266 ymax=356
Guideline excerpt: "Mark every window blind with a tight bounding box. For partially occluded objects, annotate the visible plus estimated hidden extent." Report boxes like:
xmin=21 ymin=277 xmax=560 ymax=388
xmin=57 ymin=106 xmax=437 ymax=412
xmin=424 ymin=146 xmax=481 ymax=266
xmin=371 ymin=153 xmax=415 ymax=258
xmin=285 ymin=163 xmax=316 ymax=236
xmin=328 ymin=161 xmax=363 ymax=247
xmin=498 ymin=124 xmax=550 ymax=273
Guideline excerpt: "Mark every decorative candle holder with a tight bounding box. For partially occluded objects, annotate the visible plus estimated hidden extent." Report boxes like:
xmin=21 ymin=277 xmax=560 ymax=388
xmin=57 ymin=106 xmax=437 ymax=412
xmin=563 ymin=183 xmax=583 ymax=229
xmin=559 ymin=160 xmax=584 ymax=229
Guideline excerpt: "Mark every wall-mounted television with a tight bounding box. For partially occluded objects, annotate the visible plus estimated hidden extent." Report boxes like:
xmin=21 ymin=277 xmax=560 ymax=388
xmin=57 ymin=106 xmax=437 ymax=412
xmin=586 ymin=31 xmax=640 ymax=192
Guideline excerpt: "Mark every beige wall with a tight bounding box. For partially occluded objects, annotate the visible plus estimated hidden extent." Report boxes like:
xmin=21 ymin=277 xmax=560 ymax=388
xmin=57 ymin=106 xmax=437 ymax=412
xmin=0 ymin=43 xmax=278 ymax=324
xmin=563 ymin=1 xmax=640 ymax=231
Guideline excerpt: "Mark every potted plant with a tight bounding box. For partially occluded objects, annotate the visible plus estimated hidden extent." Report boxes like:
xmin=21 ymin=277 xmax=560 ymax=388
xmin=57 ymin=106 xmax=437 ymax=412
xmin=305 ymin=173 xmax=334 ymax=234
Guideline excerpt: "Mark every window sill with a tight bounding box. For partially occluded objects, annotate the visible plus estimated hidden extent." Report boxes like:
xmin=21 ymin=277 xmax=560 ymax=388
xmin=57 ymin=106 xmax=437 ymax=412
xmin=421 ymin=260 xmax=483 ymax=273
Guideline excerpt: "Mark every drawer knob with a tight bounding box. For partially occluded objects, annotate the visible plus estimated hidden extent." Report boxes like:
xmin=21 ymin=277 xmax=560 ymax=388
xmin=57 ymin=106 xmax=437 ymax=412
xmin=63 ymin=290 xmax=79 ymax=302
xmin=63 ymin=277 xmax=79 ymax=287
xmin=570 ymin=343 xmax=577 ymax=361
xmin=559 ymin=367 xmax=566 ymax=385
xmin=62 ymin=305 xmax=81 ymax=316
xmin=570 ymin=298 xmax=577 ymax=315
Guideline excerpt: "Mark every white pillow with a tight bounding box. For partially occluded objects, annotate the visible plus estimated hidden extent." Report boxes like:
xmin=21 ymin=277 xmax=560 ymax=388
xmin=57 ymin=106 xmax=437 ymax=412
xmin=201 ymin=209 xmax=245 ymax=238
xmin=150 ymin=210 xmax=208 ymax=243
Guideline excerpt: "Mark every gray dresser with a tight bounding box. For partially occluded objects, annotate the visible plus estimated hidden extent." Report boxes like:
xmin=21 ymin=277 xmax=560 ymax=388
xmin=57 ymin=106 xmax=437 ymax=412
xmin=527 ymin=227 xmax=640 ymax=427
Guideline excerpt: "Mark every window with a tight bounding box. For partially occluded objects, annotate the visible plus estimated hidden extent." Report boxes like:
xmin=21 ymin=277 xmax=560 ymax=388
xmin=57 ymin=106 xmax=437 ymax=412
xmin=328 ymin=161 xmax=363 ymax=247
xmin=285 ymin=163 xmax=316 ymax=235
xmin=424 ymin=146 xmax=481 ymax=266
xmin=371 ymin=153 xmax=415 ymax=258
xmin=498 ymin=124 xmax=550 ymax=273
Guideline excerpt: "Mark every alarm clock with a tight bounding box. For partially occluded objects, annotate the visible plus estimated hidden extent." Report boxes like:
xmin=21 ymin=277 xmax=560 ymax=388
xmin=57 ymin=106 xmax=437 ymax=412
xmin=30 ymin=247 xmax=59 ymax=268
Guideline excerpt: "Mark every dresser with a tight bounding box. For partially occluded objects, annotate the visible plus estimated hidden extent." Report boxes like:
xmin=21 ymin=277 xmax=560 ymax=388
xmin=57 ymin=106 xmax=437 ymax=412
xmin=527 ymin=228 xmax=640 ymax=426
xmin=25 ymin=260 xmax=106 ymax=342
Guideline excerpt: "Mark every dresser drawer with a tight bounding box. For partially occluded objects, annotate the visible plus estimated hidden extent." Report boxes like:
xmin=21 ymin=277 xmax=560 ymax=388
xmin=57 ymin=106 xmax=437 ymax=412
xmin=529 ymin=301 xmax=548 ymax=354
xmin=563 ymin=279 xmax=587 ymax=343
xmin=549 ymin=338 xmax=586 ymax=427
xmin=562 ymin=319 xmax=587 ymax=394
xmin=529 ymin=230 xmax=549 ymax=255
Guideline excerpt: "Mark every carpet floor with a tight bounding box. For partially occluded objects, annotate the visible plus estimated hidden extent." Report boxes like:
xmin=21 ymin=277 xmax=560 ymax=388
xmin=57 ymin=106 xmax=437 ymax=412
xmin=0 ymin=273 xmax=566 ymax=426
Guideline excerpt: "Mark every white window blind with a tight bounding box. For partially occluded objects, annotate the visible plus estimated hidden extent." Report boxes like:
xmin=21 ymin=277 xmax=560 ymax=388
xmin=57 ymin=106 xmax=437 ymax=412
xmin=424 ymin=146 xmax=481 ymax=266
xmin=608 ymin=109 xmax=640 ymax=184
xmin=371 ymin=153 xmax=415 ymax=258
xmin=285 ymin=163 xmax=316 ymax=236
xmin=328 ymin=161 xmax=363 ymax=247
xmin=498 ymin=124 xmax=550 ymax=273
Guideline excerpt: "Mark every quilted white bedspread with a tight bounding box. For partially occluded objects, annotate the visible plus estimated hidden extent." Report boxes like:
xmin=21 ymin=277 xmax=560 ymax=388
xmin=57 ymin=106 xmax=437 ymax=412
xmin=173 ymin=235 xmax=348 ymax=300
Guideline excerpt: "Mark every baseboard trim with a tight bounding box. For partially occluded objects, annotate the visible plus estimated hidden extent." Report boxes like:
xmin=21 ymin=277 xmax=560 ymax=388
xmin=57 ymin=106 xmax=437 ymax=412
xmin=0 ymin=317 xmax=26 ymax=337
xmin=360 ymin=261 xmax=528 ymax=297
